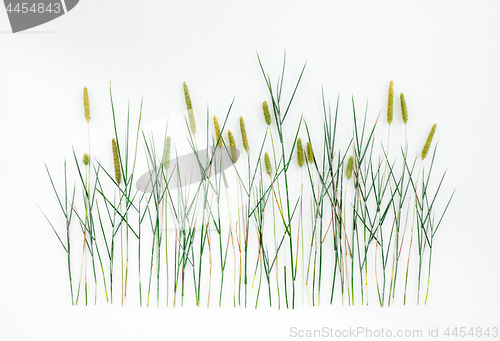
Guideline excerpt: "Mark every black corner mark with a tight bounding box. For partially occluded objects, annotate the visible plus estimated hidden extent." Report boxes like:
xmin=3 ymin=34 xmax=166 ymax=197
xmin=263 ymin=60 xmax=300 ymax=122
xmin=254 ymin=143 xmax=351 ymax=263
xmin=3 ymin=0 xmax=79 ymax=33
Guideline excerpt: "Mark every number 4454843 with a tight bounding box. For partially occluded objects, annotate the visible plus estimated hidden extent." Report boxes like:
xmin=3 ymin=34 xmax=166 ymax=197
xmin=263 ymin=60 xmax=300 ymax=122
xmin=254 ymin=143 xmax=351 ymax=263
xmin=5 ymin=3 xmax=62 ymax=14
xmin=444 ymin=327 xmax=498 ymax=338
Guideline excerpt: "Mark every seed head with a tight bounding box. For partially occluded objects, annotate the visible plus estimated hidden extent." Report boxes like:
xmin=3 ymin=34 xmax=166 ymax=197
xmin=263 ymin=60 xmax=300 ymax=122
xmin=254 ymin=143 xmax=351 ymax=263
xmin=183 ymin=82 xmax=192 ymax=110
xmin=262 ymin=101 xmax=271 ymax=126
xmin=239 ymin=117 xmax=249 ymax=153
xmin=400 ymin=93 xmax=408 ymax=124
xmin=346 ymin=156 xmax=354 ymax=179
xmin=163 ymin=136 xmax=171 ymax=170
xmin=387 ymin=80 xmax=394 ymax=125
xmin=421 ymin=124 xmax=437 ymax=160
xmin=213 ymin=115 xmax=222 ymax=148
xmin=183 ymin=82 xmax=196 ymax=135
xmin=83 ymin=87 xmax=90 ymax=123
xmin=264 ymin=152 xmax=272 ymax=176
xmin=306 ymin=142 xmax=314 ymax=164
xmin=227 ymin=130 xmax=238 ymax=163
xmin=297 ymin=138 xmax=304 ymax=168
xmin=83 ymin=153 xmax=90 ymax=166
xmin=112 ymin=138 xmax=121 ymax=185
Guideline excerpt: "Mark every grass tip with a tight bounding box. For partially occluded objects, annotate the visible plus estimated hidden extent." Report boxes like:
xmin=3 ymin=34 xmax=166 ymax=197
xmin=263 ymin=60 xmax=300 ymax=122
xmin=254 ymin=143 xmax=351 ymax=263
xmin=306 ymin=142 xmax=314 ymax=164
xmin=83 ymin=153 xmax=89 ymax=166
xmin=346 ymin=156 xmax=354 ymax=179
xmin=213 ymin=115 xmax=222 ymax=148
xmin=83 ymin=87 xmax=90 ymax=123
xmin=263 ymin=101 xmax=271 ymax=126
xmin=112 ymin=138 xmax=121 ymax=185
xmin=264 ymin=152 xmax=272 ymax=176
xmin=227 ymin=130 xmax=238 ymax=163
xmin=400 ymin=93 xmax=408 ymax=124
xmin=421 ymin=123 xmax=437 ymax=160
xmin=297 ymin=138 xmax=304 ymax=168
xmin=163 ymin=136 xmax=171 ymax=170
xmin=239 ymin=117 xmax=249 ymax=153
xmin=387 ymin=80 xmax=394 ymax=125
xmin=183 ymin=82 xmax=196 ymax=135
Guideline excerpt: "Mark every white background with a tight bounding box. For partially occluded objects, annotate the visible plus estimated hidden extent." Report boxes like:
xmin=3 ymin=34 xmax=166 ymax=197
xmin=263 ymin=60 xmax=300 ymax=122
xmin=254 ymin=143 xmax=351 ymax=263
xmin=1 ymin=1 xmax=499 ymax=340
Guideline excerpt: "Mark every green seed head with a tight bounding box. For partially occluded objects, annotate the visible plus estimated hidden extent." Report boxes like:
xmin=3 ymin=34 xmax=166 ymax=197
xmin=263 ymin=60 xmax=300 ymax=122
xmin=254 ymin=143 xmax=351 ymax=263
xmin=387 ymin=80 xmax=394 ymax=125
xmin=83 ymin=87 xmax=90 ymax=123
xmin=240 ymin=117 xmax=249 ymax=153
xmin=163 ymin=136 xmax=171 ymax=170
xmin=421 ymin=123 xmax=437 ymax=160
xmin=264 ymin=152 xmax=272 ymax=176
xmin=346 ymin=156 xmax=354 ymax=180
xmin=227 ymin=130 xmax=238 ymax=163
xmin=112 ymin=138 xmax=121 ymax=185
xmin=183 ymin=82 xmax=196 ymax=135
xmin=263 ymin=101 xmax=271 ymax=126
xmin=83 ymin=153 xmax=90 ymax=166
xmin=297 ymin=138 xmax=304 ymax=168
xmin=400 ymin=93 xmax=408 ymax=124
xmin=183 ymin=82 xmax=192 ymax=110
xmin=213 ymin=115 xmax=222 ymax=148
xmin=306 ymin=142 xmax=314 ymax=164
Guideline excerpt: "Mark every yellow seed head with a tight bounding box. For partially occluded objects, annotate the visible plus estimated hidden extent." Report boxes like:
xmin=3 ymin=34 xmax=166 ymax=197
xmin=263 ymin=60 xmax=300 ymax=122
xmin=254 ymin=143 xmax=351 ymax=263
xmin=240 ymin=117 xmax=249 ymax=153
xmin=163 ymin=136 xmax=171 ymax=170
xmin=112 ymin=138 xmax=121 ymax=185
xmin=421 ymin=124 xmax=437 ymax=160
xmin=264 ymin=152 xmax=272 ymax=176
xmin=183 ymin=82 xmax=192 ymax=110
xmin=227 ymin=130 xmax=238 ymax=163
xmin=83 ymin=87 xmax=90 ymax=123
xmin=183 ymin=82 xmax=196 ymax=135
xmin=306 ymin=142 xmax=314 ymax=164
xmin=83 ymin=153 xmax=90 ymax=166
xmin=263 ymin=101 xmax=271 ymax=126
xmin=297 ymin=138 xmax=304 ymax=168
xmin=213 ymin=115 xmax=222 ymax=148
xmin=346 ymin=156 xmax=354 ymax=179
xmin=387 ymin=80 xmax=394 ymax=125
xmin=400 ymin=93 xmax=408 ymax=124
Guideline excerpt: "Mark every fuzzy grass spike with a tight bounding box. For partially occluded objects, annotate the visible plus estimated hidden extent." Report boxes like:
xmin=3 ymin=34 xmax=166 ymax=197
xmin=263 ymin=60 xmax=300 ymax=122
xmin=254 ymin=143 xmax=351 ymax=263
xmin=83 ymin=87 xmax=90 ymax=123
xmin=346 ymin=156 xmax=354 ymax=179
xmin=264 ymin=152 xmax=272 ymax=176
xmin=213 ymin=116 xmax=222 ymax=148
xmin=163 ymin=136 xmax=171 ymax=170
xmin=297 ymin=138 xmax=304 ymax=168
xmin=306 ymin=142 xmax=314 ymax=164
xmin=183 ymin=82 xmax=196 ymax=135
xmin=400 ymin=93 xmax=408 ymax=124
xmin=112 ymin=138 xmax=121 ymax=185
xmin=263 ymin=101 xmax=271 ymax=126
xmin=421 ymin=124 xmax=437 ymax=160
xmin=227 ymin=130 xmax=238 ymax=162
xmin=239 ymin=117 xmax=249 ymax=153
xmin=387 ymin=81 xmax=394 ymax=125
xmin=83 ymin=153 xmax=89 ymax=166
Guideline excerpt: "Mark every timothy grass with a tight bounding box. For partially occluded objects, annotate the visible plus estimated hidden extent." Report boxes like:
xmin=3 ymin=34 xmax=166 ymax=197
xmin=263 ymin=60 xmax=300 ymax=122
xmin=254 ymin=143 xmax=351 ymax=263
xmin=43 ymin=55 xmax=453 ymax=308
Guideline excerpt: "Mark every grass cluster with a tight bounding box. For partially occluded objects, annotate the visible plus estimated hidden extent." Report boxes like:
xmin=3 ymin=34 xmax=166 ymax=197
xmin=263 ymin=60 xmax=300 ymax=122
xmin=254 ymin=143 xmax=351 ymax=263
xmin=43 ymin=54 xmax=454 ymax=308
